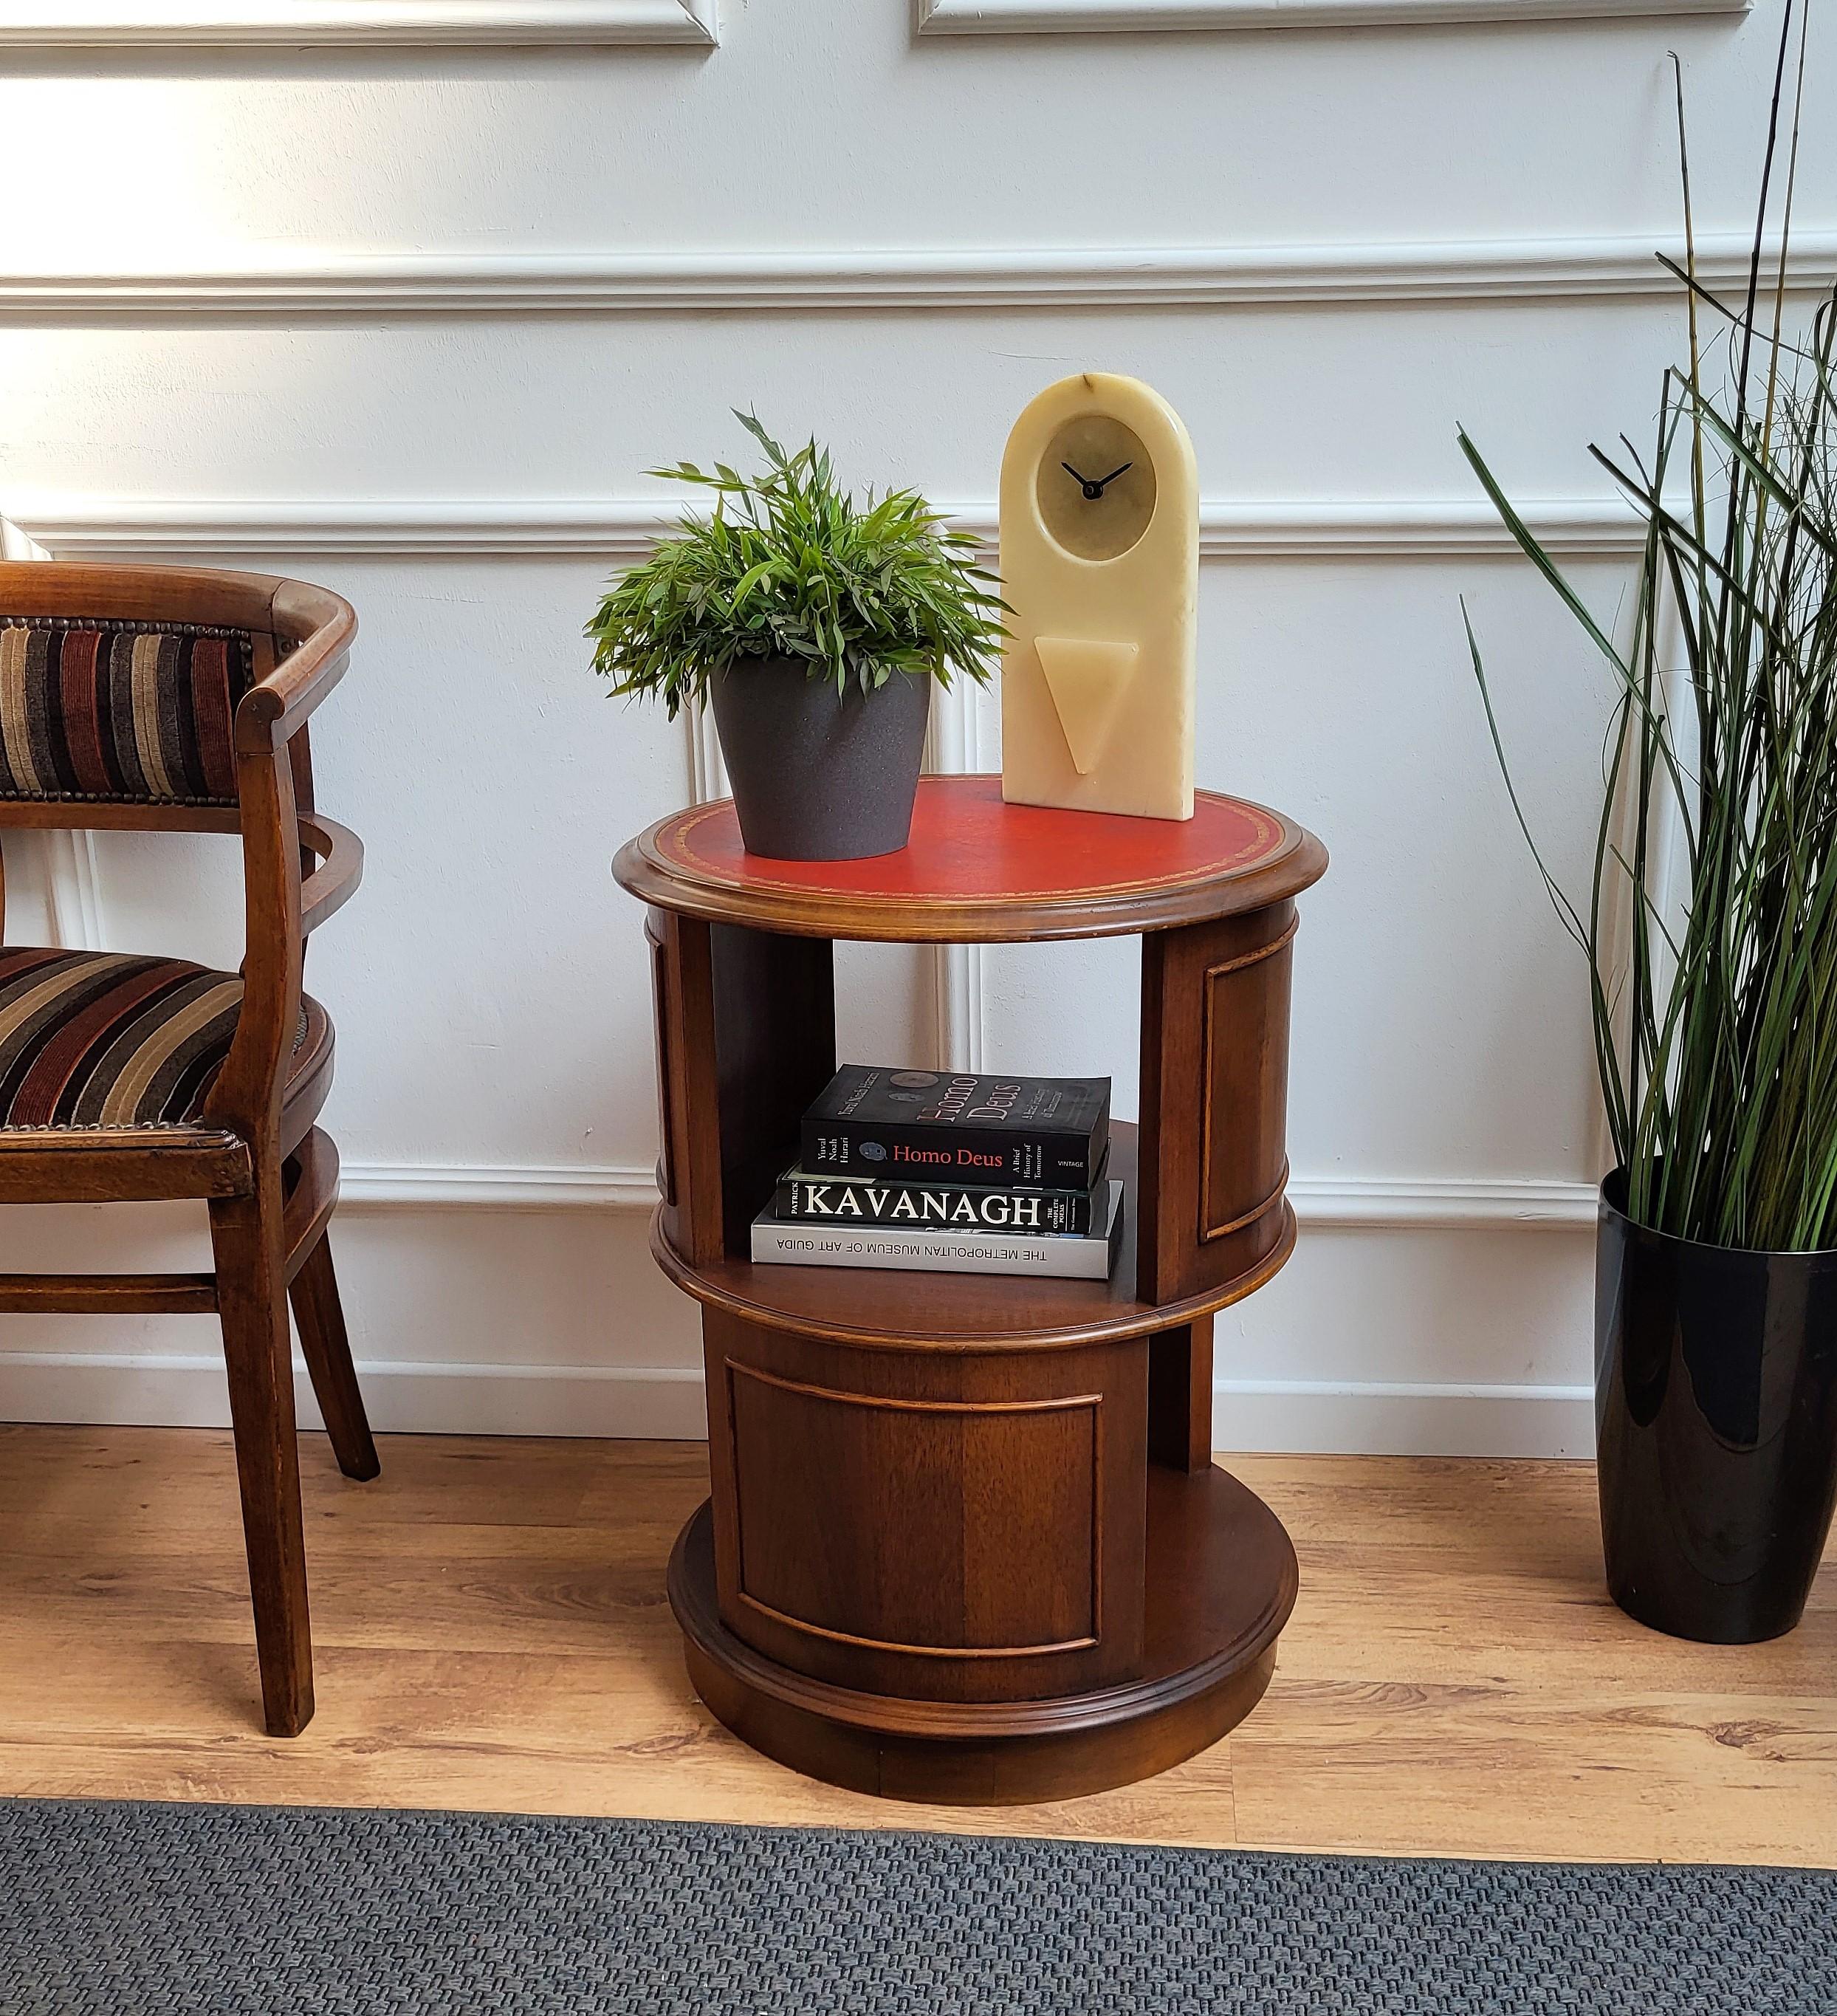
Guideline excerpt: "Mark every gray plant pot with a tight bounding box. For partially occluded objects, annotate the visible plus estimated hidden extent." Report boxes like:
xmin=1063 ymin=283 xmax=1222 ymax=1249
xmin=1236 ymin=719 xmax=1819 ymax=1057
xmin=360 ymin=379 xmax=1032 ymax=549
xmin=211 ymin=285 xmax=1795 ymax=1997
xmin=708 ymin=655 xmax=931 ymax=861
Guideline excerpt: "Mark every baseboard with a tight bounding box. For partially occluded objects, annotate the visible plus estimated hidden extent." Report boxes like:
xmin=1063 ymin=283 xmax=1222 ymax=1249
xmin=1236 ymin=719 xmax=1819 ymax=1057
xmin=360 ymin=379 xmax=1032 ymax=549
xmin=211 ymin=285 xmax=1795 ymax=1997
xmin=0 ymin=1354 xmax=1594 ymax=1456
xmin=0 ymin=1352 xmax=709 ymax=1440
xmin=1212 ymin=1378 xmax=1594 ymax=1458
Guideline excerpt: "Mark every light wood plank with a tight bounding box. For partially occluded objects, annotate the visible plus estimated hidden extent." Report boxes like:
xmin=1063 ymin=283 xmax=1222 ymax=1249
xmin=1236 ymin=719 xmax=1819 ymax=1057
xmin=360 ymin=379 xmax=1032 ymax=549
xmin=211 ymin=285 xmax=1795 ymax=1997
xmin=0 ymin=1427 xmax=1830 ymax=1865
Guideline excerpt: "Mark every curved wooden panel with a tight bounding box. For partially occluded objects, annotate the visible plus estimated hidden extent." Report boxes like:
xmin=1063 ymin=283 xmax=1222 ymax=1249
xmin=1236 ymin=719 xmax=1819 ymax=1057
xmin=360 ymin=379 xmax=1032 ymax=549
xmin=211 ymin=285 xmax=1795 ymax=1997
xmin=643 ymin=911 xmax=678 ymax=1210
xmin=670 ymin=1458 xmax=1297 ymax=1804
xmin=1137 ymin=902 xmax=1297 ymax=1308
xmin=1201 ymin=919 xmax=1295 ymax=1244
xmin=726 ymin=1362 xmax=1102 ymax=1661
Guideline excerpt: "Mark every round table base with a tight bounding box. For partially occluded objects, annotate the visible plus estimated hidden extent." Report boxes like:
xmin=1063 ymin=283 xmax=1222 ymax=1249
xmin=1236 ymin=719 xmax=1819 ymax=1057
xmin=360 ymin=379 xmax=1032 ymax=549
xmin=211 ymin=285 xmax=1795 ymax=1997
xmin=667 ymin=1464 xmax=1297 ymax=1807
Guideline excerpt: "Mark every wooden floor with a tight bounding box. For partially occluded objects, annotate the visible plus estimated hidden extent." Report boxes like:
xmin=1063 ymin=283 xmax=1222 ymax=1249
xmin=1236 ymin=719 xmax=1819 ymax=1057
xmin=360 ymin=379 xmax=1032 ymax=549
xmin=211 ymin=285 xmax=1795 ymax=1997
xmin=1 ymin=1425 xmax=1833 ymax=1867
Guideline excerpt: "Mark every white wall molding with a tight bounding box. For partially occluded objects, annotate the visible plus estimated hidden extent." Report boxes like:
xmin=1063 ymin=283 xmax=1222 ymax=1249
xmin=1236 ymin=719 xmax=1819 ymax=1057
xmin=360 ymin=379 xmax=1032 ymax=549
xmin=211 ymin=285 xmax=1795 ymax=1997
xmin=332 ymin=1159 xmax=1597 ymax=1226
xmin=0 ymin=0 xmax=717 ymax=47
xmin=0 ymin=1151 xmax=1583 ymax=1226
xmin=1192 ymin=498 xmax=1650 ymax=559
xmin=41 ymin=831 xmax=105 ymax=951
xmin=13 ymin=494 xmax=1654 ymax=563
xmin=1290 ymin=1173 xmax=1596 ymax=1228
xmin=688 ymin=701 xmax=729 ymax=804
xmin=0 ymin=531 xmax=106 ymax=951
xmin=18 ymin=498 xmax=688 ymax=560
xmin=337 ymin=1160 xmax=659 ymax=1209
xmin=924 ymin=667 xmax=983 ymax=776
xmin=918 ymin=0 xmax=1742 ymax=33
xmin=933 ymin=941 xmax=988 ymax=1074
xmin=0 ymin=1349 xmax=1592 ymax=1453
xmin=927 ymin=679 xmax=989 ymax=1074
xmin=0 ymin=517 xmax=49 ymax=562
xmin=1 ymin=231 xmax=1828 ymax=315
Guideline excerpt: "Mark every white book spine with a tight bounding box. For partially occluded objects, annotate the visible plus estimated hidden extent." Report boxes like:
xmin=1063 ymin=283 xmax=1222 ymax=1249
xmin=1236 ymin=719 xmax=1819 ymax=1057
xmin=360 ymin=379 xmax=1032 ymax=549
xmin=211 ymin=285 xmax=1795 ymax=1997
xmin=751 ymin=1183 xmax=1122 ymax=1280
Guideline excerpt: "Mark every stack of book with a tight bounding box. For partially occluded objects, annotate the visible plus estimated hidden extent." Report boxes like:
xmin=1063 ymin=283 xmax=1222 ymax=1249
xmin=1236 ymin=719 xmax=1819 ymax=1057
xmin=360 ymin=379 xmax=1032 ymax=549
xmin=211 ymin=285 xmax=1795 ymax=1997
xmin=751 ymin=1065 xmax=1122 ymax=1280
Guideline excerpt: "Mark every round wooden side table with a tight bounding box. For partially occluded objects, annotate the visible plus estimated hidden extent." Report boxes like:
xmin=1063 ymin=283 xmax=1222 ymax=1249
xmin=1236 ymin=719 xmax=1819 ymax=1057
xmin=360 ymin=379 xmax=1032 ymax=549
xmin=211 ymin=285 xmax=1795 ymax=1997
xmin=615 ymin=775 xmax=1328 ymax=1805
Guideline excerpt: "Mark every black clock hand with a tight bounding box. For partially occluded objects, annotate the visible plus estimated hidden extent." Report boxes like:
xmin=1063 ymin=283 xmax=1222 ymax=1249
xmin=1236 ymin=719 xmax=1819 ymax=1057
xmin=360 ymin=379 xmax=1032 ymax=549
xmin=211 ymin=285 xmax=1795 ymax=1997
xmin=1091 ymin=462 xmax=1133 ymax=492
xmin=1062 ymin=461 xmax=1107 ymax=501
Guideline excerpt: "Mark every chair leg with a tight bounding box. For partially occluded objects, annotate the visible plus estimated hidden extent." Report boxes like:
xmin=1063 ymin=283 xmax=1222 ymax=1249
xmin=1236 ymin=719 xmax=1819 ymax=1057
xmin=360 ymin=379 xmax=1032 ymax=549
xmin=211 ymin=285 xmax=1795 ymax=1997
xmin=289 ymin=1230 xmax=380 ymax=1483
xmin=210 ymin=1181 xmax=315 ymax=1738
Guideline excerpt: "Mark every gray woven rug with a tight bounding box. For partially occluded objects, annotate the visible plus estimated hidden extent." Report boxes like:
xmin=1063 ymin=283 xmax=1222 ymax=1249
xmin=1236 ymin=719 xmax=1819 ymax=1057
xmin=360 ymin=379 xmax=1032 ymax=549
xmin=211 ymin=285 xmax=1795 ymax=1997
xmin=0 ymin=1799 xmax=1830 ymax=2015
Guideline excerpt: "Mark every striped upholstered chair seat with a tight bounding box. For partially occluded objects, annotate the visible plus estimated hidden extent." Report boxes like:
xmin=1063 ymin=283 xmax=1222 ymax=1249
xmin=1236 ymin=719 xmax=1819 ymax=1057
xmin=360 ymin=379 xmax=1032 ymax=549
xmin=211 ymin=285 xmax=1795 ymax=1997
xmin=0 ymin=947 xmax=327 ymax=1133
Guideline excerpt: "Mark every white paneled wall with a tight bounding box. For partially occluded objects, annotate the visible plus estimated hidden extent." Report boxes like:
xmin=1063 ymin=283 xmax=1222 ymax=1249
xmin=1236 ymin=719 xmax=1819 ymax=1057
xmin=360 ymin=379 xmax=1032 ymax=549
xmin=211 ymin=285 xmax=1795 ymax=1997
xmin=0 ymin=0 xmax=1826 ymax=1452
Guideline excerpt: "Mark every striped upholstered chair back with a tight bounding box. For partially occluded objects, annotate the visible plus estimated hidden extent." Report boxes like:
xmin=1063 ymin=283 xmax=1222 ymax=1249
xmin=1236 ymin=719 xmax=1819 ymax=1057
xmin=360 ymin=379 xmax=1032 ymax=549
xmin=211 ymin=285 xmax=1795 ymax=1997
xmin=0 ymin=617 xmax=255 ymax=809
xmin=0 ymin=564 xmax=288 ymax=832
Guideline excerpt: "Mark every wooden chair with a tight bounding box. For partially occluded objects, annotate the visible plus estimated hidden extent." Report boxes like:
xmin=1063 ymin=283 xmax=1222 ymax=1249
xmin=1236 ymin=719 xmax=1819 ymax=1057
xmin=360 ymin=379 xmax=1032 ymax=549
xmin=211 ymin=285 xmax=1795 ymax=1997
xmin=0 ymin=560 xmax=378 ymax=1736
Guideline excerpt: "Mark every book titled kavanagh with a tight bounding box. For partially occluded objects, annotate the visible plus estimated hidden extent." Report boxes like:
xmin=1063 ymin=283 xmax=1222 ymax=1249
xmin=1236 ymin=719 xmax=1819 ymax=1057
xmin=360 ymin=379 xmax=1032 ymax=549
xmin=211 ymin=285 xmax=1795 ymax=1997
xmin=752 ymin=1182 xmax=1124 ymax=1280
xmin=800 ymin=1066 xmax=1110 ymax=1189
xmin=773 ymin=1165 xmax=1102 ymax=1235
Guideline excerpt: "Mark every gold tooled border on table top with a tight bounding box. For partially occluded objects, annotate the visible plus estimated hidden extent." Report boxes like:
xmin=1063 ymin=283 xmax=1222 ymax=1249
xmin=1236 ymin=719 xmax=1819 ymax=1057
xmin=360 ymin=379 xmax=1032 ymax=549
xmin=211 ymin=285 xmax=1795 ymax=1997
xmin=648 ymin=790 xmax=1299 ymax=908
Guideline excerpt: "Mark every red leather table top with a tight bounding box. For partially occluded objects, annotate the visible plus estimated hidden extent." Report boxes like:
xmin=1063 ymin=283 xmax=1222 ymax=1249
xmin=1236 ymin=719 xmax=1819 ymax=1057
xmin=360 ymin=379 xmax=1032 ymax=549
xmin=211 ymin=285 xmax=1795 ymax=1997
xmin=653 ymin=776 xmax=1291 ymax=904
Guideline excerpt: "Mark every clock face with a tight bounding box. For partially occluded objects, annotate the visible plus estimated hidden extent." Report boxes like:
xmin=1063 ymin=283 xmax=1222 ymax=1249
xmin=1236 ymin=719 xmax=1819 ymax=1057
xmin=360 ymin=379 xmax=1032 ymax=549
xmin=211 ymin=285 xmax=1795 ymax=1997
xmin=1035 ymin=414 xmax=1157 ymax=562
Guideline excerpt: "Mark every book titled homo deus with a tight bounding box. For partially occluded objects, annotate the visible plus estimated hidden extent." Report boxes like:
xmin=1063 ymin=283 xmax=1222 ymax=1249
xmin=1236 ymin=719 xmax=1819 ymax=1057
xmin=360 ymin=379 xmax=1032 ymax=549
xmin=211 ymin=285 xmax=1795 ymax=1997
xmin=801 ymin=1066 xmax=1110 ymax=1188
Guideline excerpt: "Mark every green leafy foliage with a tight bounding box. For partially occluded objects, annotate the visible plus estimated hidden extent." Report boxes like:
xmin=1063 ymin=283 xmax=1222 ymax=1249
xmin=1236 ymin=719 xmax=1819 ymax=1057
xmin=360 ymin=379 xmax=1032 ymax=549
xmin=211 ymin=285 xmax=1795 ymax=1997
xmin=1461 ymin=5 xmax=1837 ymax=1250
xmin=586 ymin=412 xmax=1009 ymax=719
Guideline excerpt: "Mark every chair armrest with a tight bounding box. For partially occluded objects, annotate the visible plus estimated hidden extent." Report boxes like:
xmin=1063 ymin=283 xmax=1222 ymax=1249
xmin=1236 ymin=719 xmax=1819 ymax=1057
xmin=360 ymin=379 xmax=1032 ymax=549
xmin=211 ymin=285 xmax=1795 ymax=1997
xmin=236 ymin=582 xmax=357 ymax=752
xmin=298 ymin=814 xmax=363 ymax=937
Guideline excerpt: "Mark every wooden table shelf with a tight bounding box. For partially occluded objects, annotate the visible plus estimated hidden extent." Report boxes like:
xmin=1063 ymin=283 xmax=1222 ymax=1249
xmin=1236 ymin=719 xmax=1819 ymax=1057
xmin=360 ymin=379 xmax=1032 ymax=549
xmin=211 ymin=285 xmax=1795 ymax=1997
xmin=615 ymin=775 xmax=1327 ymax=1805
xmin=652 ymin=1124 xmax=1299 ymax=1352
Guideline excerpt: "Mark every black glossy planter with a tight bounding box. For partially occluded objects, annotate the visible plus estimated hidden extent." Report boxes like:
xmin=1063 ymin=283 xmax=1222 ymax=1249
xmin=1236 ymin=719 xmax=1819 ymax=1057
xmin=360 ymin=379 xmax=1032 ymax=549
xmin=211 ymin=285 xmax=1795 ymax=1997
xmin=708 ymin=656 xmax=930 ymax=861
xmin=1596 ymin=1170 xmax=1837 ymax=1643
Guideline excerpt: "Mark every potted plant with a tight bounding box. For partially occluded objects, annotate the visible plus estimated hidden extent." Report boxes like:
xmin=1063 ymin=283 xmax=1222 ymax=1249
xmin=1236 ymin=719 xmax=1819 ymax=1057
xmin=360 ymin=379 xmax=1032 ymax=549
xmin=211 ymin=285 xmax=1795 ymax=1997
xmin=1460 ymin=10 xmax=1837 ymax=1643
xmin=588 ymin=413 xmax=1006 ymax=861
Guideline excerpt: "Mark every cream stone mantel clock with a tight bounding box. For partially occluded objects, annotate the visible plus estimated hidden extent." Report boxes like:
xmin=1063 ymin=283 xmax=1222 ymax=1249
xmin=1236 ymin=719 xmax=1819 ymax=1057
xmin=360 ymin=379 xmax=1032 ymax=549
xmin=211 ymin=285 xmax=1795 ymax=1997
xmin=999 ymin=372 xmax=1198 ymax=821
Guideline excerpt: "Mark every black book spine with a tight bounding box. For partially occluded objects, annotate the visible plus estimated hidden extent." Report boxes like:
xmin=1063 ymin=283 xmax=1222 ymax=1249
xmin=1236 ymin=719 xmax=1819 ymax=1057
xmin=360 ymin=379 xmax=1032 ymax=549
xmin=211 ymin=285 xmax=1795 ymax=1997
xmin=775 ymin=1173 xmax=1093 ymax=1235
xmin=799 ymin=1116 xmax=1102 ymax=1189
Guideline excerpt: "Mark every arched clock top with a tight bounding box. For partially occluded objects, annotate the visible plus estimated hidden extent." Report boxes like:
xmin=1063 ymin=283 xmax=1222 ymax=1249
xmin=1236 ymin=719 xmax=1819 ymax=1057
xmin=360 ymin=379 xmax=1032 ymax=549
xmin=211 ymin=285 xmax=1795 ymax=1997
xmin=999 ymin=373 xmax=1201 ymax=821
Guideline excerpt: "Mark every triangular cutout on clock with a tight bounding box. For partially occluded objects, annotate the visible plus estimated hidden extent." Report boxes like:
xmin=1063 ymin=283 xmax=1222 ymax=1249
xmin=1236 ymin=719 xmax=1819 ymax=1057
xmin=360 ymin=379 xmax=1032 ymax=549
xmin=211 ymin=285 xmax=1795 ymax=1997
xmin=1034 ymin=637 xmax=1139 ymax=776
